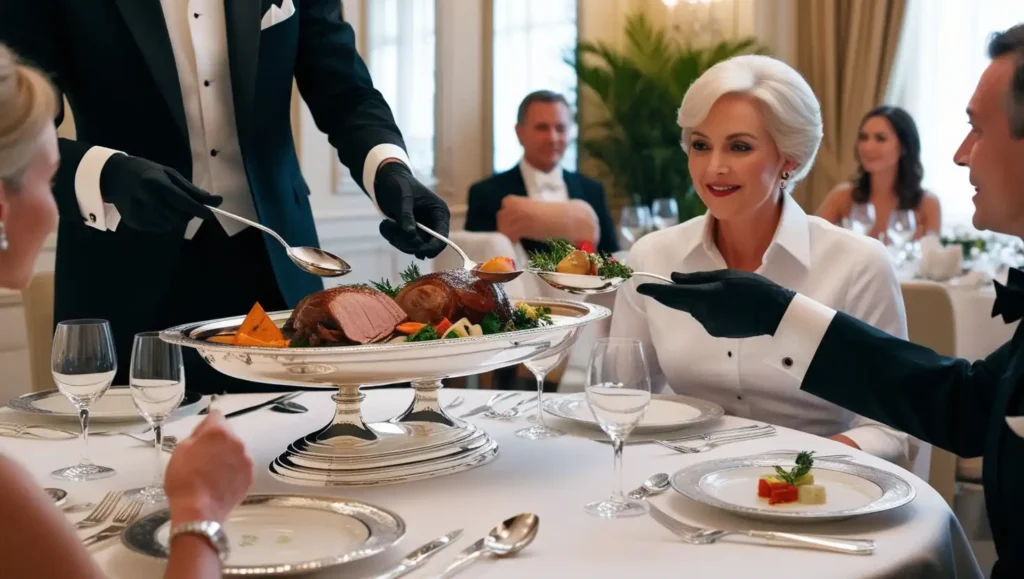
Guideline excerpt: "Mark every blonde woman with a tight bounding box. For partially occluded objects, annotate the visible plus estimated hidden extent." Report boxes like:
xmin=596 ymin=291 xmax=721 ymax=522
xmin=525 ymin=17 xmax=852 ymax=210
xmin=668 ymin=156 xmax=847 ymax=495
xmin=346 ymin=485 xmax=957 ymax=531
xmin=0 ymin=45 xmax=253 ymax=579
xmin=611 ymin=55 xmax=912 ymax=465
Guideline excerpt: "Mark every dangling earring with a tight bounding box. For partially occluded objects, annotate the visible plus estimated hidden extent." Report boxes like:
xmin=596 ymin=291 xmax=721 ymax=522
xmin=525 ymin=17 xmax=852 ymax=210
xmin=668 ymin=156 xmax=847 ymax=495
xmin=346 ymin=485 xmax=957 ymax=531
xmin=0 ymin=221 xmax=7 ymax=251
xmin=780 ymin=170 xmax=792 ymax=192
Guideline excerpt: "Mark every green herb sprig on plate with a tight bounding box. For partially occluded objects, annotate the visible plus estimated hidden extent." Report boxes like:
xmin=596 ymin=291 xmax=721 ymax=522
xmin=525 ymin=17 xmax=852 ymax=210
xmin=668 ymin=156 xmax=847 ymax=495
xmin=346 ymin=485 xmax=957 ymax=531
xmin=528 ymin=238 xmax=576 ymax=272
xmin=773 ymin=451 xmax=815 ymax=485
xmin=368 ymin=263 xmax=423 ymax=298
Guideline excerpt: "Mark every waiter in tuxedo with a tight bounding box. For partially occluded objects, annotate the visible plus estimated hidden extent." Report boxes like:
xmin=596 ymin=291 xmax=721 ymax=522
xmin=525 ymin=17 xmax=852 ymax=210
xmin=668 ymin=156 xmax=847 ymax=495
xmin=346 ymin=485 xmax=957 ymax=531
xmin=0 ymin=1 xmax=450 ymax=393
xmin=635 ymin=25 xmax=1024 ymax=578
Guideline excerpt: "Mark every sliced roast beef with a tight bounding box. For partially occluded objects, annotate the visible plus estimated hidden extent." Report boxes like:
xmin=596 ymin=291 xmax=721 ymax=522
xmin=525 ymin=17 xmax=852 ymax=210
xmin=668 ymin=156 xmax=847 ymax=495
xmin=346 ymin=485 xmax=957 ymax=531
xmin=285 ymin=286 xmax=407 ymax=346
xmin=394 ymin=269 xmax=514 ymax=325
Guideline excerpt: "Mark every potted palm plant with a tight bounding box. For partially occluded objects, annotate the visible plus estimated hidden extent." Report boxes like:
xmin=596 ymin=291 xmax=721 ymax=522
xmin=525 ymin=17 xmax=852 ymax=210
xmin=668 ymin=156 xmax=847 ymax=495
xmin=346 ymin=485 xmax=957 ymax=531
xmin=569 ymin=12 xmax=768 ymax=223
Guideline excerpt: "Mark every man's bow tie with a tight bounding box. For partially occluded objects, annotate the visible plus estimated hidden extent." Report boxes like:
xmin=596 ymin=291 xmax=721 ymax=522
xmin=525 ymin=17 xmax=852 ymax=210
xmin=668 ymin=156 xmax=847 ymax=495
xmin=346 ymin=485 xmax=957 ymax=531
xmin=992 ymin=267 xmax=1024 ymax=323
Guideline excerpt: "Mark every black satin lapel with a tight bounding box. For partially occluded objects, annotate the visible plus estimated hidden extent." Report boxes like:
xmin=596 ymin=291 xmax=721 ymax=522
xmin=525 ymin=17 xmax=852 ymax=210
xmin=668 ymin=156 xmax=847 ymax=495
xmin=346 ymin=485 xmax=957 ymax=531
xmin=224 ymin=0 xmax=262 ymax=145
xmin=564 ymin=170 xmax=584 ymax=200
xmin=113 ymin=0 xmax=188 ymax=142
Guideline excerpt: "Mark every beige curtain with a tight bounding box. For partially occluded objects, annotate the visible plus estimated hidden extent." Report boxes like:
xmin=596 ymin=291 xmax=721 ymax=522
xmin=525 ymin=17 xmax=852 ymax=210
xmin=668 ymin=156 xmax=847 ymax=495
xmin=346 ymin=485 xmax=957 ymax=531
xmin=791 ymin=0 xmax=906 ymax=213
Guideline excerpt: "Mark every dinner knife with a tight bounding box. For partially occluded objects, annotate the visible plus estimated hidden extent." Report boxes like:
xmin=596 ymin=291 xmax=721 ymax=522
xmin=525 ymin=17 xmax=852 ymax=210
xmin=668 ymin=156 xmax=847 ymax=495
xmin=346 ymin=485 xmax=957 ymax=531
xmin=223 ymin=392 xmax=301 ymax=419
xmin=371 ymin=528 xmax=463 ymax=579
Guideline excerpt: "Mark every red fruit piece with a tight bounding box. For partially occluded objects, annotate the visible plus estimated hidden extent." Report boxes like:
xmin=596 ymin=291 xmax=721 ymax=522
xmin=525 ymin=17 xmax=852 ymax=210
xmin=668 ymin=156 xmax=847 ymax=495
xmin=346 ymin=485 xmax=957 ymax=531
xmin=758 ymin=478 xmax=772 ymax=498
xmin=577 ymin=241 xmax=596 ymax=254
xmin=769 ymin=484 xmax=799 ymax=505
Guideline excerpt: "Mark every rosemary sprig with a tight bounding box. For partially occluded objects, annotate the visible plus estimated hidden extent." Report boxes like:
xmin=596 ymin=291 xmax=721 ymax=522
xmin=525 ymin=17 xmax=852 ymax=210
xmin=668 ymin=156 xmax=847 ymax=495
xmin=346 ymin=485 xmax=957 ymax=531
xmin=368 ymin=278 xmax=402 ymax=299
xmin=400 ymin=263 xmax=422 ymax=283
xmin=773 ymin=451 xmax=815 ymax=485
xmin=528 ymin=238 xmax=576 ymax=272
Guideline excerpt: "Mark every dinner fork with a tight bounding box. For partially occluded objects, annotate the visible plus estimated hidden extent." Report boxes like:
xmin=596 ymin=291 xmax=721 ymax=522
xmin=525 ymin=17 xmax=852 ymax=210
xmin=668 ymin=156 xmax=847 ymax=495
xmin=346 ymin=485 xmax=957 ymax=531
xmin=485 ymin=399 xmax=537 ymax=420
xmin=648 ymin=502 xmax=875 ymax=555
xmin=74 ymin=491 xmax=123 ymax=529
xmin=81 ymin=500 xmax=145 ymax=547
xmin=656 ymin=428 xmax=777 ymax=454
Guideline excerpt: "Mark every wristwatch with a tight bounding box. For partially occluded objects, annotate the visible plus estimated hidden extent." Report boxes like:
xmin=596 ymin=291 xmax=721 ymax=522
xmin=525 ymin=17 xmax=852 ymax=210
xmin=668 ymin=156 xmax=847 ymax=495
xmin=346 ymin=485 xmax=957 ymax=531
xmin=169 ymin=520 xmax=230 ymax=562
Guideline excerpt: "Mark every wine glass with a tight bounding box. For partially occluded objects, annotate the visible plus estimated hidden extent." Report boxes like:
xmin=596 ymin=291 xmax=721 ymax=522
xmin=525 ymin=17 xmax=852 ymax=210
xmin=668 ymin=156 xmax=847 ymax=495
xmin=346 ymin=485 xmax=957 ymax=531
xmin=845 ymin=203 xmax=875 ymax=236
xmin=619 ymin=205 xmax=652 ymax=248
xmin=584 ymin=338 xmax=652 ymax=518
xmin=50 ymin=319 xmax=117 ymax=481
xmin=886 ymin=209 xmax=917 ymax=265
xmin=651 ymin=198 xmax=679 ymax=230
xmin=123 ymin=332 xmax=185 ymax=504
xmin=515 ymin=344 xmax=572 ymax=440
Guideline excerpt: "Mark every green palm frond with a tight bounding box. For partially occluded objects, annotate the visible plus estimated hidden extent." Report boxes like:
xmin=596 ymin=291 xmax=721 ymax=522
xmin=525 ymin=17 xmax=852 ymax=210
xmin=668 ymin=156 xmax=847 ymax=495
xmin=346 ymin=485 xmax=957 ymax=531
xmin=569 ymin=11 xmax=768 ymax=217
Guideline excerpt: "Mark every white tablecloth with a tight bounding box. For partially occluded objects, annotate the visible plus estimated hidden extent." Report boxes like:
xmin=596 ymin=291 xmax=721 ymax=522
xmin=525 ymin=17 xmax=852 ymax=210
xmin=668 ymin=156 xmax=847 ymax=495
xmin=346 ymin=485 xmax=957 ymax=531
xmin=0 ymin=390 xmax=981 ymax=578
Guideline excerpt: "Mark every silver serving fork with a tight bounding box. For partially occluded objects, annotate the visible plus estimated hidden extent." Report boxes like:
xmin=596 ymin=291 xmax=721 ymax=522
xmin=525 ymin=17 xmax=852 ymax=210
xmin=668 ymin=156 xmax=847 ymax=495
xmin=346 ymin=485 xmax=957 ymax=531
xmin=655 ymin=428 xmax=777 ymax=453
xmin=81 ymin=500 xmax=145 ymax=547
xmin=648 ymin=502 xmax=875 ymax=555
xmin=74 ymin=491 xmax=123 ymax=529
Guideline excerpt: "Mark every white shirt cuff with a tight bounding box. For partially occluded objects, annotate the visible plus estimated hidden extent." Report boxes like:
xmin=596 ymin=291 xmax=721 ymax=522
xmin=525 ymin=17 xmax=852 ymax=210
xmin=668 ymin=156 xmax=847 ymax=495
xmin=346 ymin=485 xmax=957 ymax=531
xmin=361 ymin=143 xmax=411 ymax=213
xmin=74 ymin=146 xmax=123 ymax=232
xmin=764 ymin=293 xmax=837 ymax=384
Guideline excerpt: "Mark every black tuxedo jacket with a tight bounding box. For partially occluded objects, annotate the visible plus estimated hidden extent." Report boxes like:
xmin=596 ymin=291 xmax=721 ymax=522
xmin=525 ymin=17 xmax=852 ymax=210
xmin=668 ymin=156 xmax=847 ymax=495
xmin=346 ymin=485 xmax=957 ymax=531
xmin=464 ymin=165 xmax=619 ymax=256
xmin=802 ymin=312 xmax=1024 ymax=577
xmin=0 ymin=0 xmax=402 ymax=330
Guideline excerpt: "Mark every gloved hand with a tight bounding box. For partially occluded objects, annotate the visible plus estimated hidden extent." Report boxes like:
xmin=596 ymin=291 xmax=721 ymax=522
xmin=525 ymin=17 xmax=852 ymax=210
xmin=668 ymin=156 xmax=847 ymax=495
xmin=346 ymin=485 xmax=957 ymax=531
xmin=374 ymin=162 xmax=451 ymax=259
xmin=636 ymin=270 xmax=796 ymax=338
xmin=99 ymin=154 xmax=222 ymax=232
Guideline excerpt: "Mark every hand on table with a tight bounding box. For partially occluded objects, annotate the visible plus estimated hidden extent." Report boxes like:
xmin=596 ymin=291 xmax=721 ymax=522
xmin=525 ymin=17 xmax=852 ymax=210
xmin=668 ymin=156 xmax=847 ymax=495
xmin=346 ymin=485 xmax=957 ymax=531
xmin=496 ymin=195 xmax=539 ymax=243
xmin=829 ymin=434 xmax=862 ymax=449
xmin=165 ymin=412 xmax=253 ymax=524
xmin=99 ymin=154 xmax=222 ymax=231
xmin=374 ymin=161 xmax=451 ymax=259
xmin=636 ymin=271 xmax=796 ymax=338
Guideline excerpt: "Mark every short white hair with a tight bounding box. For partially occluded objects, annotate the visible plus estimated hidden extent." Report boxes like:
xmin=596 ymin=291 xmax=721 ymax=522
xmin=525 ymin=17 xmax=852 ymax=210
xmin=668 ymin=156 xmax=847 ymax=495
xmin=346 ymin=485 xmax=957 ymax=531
xmin=677 ymin=55 xmax=823 ymax=192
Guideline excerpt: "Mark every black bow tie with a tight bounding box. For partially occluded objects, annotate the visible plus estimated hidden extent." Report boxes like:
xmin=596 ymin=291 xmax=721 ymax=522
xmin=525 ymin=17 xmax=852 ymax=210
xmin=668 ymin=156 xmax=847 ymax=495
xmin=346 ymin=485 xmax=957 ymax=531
xmin=992 ymin=267 xmax=1024 ymax=323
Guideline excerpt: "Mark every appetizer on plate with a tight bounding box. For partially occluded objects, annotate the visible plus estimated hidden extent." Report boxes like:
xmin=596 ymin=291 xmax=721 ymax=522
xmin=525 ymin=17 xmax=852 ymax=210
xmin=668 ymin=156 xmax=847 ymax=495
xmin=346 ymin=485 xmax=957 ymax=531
xmin=757 ymin=451 xmax=827 ymax=506
xmin=529 ymin=239 xmax=633 ymax=279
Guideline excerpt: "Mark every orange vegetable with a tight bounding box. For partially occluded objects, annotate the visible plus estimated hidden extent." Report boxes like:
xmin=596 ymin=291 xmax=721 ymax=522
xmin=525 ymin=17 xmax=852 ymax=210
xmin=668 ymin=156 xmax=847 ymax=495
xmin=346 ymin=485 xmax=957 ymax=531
xmin=235 ymin=333 xmax=289 ymax=348
xmin=237 ymin=302 xmax=285 ymax=343
xmin=434 ymin=318 xmax=452 ymax=336
xmin=207 ymin=334 xmax=237 ymax=345
xmin=396 ymin=322 xmax=427 ymax=335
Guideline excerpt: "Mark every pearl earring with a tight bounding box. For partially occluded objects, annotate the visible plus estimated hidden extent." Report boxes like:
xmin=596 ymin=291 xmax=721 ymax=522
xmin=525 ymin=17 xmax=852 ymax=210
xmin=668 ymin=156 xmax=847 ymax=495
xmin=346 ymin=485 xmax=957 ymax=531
xmin=780 ymin=170 xmax=792 ymax=192
xmin=0 ymin=221 xmax=7 ymax=251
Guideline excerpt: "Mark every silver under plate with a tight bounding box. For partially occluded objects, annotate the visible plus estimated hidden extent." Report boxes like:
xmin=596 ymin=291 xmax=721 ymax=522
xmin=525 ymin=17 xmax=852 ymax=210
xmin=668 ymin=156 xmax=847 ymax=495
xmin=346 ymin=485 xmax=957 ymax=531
xmin=543 ymin=393 xmax=724 ymax=434
xmin=160 ymin=298 xmax=609 ymax=486
xmin=8 ymin=388 xmax=203 ymax=423
xmin=122 ymin=494 xmax=405 ymax=576
xmin=670 ymin=456 xmax=916 ymax=523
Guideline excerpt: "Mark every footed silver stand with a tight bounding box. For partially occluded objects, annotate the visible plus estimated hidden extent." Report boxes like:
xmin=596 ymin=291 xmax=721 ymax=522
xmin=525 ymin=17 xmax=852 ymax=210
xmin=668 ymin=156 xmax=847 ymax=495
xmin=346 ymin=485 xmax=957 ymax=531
xmin=269 ymin=379 xmax=498 ymax=486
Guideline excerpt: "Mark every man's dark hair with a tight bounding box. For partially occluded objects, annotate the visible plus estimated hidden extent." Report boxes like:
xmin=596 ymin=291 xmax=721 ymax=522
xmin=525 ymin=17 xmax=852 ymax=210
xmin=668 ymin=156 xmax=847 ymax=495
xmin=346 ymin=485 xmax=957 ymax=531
xmin=516 ymin=90 xmax=570 ymax=125
xmin=988 ymin=24 xmax=1024 ymax=138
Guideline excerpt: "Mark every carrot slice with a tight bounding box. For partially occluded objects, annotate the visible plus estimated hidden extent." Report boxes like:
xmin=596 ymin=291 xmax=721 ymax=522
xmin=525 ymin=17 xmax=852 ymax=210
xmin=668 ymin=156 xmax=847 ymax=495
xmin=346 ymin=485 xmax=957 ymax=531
xmin=434 ymin=318 xmax=452 ymax=335
xmin=237 ymin=302 xmax=285 ymax=343
xmin=396 ymin=322 xmax=427 ymax=335
xmin=207 ymin=334 xmax=237 ymax=345
xmin=235 ymin=333 xmax=289 ymax=348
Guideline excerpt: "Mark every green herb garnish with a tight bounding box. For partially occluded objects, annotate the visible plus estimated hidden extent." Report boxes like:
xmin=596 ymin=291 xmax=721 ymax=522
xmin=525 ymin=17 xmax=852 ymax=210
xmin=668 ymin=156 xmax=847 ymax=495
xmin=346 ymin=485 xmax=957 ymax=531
xmin=773 ymin=451 xmax=815 ymax=485
xmin=480 ymin=312 xmax=502 ymax=335
xmin=369 ymin=278 xmax=402 ymax=298
xmin=406 ymin=324 xmax=439 ymax=342
xmin=528 ymin=238 xmax=576 ymax=272
xmin=510 ymin=303 xmax=554 ymax=331
xmin=400 ymin=263 xmax=422 ymax=283
xmin=597 ymin=257 xmax=632 ymax=279
xmin=288 ymin=337 xmax=311 ymax=348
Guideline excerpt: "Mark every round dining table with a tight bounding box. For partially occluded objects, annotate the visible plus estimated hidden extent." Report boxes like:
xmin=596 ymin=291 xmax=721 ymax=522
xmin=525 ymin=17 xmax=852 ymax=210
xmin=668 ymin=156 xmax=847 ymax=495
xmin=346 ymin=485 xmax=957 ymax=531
xmin=0 ymin=388 xmax=982 ymax=578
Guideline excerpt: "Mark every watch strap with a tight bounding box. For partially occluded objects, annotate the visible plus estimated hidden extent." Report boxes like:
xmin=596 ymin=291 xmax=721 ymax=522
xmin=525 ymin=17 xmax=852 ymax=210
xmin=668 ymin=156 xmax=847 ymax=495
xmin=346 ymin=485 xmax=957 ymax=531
xmin=169 ymin=520 xmax=230 ymax=562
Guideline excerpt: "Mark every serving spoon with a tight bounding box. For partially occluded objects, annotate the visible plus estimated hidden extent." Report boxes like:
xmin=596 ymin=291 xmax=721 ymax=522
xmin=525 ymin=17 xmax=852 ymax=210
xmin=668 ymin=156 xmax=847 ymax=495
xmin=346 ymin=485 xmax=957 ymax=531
xmin=208 ymin=207 xmax=352 ymax=277
xmin=410 ymin=222 xmax=524 ymax=284
xmin=531 ymin=270 xmax=671 ymax=295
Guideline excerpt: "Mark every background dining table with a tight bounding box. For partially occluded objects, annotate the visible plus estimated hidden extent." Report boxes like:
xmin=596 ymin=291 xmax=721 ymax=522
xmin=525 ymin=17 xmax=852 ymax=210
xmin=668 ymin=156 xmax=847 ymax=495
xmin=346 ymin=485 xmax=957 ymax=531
xmin=0 ymin=388 xmax=982 ymax=578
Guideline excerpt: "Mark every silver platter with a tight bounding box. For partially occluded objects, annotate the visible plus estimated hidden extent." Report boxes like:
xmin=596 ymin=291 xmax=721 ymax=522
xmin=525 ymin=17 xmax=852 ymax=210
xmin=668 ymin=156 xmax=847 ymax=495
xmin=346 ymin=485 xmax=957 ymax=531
xmin=122 ymin=494 xmax=405 ymax=576
xmin=670 ymin=456 xmax=916 ymax=523
xmin=161 ymin=298 xmax=609 ymax=486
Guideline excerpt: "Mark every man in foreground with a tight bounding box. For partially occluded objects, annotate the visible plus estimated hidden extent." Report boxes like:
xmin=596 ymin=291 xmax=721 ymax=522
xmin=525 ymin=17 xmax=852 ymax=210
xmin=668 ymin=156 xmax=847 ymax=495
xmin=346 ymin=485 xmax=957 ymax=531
xmin=635 ymin=25 xmax=1024 ymax=578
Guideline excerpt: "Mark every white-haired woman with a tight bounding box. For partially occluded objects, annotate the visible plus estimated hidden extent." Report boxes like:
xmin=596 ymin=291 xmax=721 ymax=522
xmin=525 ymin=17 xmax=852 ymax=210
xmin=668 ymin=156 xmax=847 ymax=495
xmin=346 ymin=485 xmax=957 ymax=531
xmin=610 ymin=55 xmax=911 ymax=464
xmin=0 ymin=44 xmax=253 ymax=579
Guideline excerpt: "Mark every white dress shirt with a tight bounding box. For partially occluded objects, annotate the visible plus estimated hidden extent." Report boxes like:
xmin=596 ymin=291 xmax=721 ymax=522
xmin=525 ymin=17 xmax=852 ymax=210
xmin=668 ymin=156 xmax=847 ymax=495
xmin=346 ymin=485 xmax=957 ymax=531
xmin=519 ymin=158 xmax=568 ymax=202
xmin=610 ymin=194 xmax=911 ymax=464
xmin=73 ymin=0 xmax=408 ymax=238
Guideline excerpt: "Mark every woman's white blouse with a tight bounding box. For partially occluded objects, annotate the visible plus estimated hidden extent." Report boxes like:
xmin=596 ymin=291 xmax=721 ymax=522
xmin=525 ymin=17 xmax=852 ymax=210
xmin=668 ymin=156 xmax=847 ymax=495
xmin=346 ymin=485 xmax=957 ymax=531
xmin=610 ymin=195 xmax=910 ymax=463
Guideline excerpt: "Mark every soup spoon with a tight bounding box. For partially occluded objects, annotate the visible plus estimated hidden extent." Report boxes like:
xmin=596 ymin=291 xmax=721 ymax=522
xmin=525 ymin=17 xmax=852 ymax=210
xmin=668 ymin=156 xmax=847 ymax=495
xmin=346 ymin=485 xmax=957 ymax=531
xmin=438 ymin=513 xmax=539 ymax=578
xmin=209 ymin=207 xmax=351 ymax=277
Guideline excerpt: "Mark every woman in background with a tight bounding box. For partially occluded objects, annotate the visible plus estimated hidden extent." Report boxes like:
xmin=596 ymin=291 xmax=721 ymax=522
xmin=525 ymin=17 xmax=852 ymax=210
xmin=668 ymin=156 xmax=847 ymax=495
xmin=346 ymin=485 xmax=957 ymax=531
xmin=817 ymin=105 xmax=941 ymax=239
xmin=0 ymin=43 xmax=253 ymax=579
xmin=611 ymin=55 xmax=911 ymax=466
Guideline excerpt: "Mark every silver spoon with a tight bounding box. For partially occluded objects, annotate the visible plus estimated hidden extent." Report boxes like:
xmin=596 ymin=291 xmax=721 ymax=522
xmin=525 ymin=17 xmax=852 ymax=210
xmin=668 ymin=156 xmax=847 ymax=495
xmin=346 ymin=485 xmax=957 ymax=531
xmin=627 ymin=472 xmax=670 ymax=500
xmin=438 ymin=513 xmax=539 ymax=578
xmin=413 ymin=222 xmax=524 ymax=284
xmin=270 ymin=399 xmax=308 ymax=414
xmin=531 ymin=270 xmax=670 ymax=295
xmin=208 ymin=206 xmax=351 ymax=277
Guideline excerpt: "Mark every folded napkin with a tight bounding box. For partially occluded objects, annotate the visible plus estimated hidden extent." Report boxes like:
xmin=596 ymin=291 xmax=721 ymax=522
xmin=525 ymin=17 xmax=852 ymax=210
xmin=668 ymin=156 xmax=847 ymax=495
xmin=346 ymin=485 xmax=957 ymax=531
xmin=917 ymin=235 xmax=963 ymax=281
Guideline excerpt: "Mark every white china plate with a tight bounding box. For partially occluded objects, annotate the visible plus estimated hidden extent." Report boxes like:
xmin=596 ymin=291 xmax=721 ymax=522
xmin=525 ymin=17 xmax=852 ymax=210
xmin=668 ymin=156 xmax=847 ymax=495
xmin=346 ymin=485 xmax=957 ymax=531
xmin=123 ymin=494 xmax=405 ymax=576
xmin=542 ymin=393 xmax=723 ymax=433
xmin=671 ymin=455 xmax=915 ymax=523
xmin=7 ymin=387 xmax=203 ymax=423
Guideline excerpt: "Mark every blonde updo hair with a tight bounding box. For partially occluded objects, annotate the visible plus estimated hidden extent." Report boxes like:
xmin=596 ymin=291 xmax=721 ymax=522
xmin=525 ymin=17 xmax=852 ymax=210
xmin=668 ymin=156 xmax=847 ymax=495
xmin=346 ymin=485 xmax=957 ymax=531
xmin=677 ymin=55 xmax=823 ymax=192
xmin=0 ymin=43 xmax=58 ymax=189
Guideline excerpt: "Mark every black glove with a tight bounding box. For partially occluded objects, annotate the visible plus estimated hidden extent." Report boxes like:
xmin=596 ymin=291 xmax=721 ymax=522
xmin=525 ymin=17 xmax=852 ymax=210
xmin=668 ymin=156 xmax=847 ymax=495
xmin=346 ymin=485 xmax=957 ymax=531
xmin=99 ymin=154 xmax=223 ymax=232
xmin=374 ymin=162 xmax=450 ymax=259
xmin=635 ymin=270 xmax=796 ymax=338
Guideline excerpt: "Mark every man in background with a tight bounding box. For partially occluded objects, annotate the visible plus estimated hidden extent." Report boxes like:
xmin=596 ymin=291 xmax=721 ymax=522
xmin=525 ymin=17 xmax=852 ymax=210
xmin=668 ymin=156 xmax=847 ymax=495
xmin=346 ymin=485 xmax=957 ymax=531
xmin=466 ymin=90 xmax=618 ymax=255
